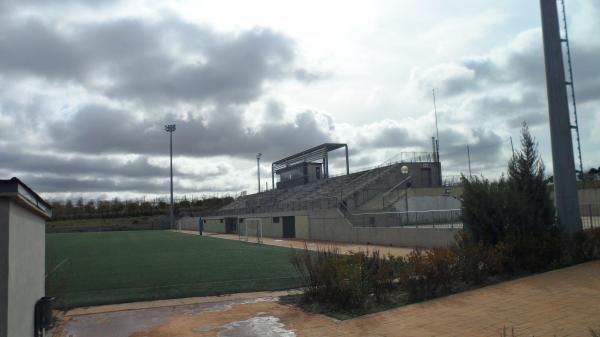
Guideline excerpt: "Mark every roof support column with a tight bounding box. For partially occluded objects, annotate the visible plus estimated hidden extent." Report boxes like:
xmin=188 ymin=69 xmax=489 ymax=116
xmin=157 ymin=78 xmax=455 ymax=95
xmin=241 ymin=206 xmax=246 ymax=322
xmin=344 ymin=144 xmax=349 ymax=175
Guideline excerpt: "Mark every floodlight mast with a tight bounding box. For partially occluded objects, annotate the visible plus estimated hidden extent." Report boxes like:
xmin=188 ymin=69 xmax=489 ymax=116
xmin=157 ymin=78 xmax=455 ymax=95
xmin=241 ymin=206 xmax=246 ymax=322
xmin=165 ymin=124 xmax=176 ymax=230
xmin=540 ymin=0 xmax=581 ymax=233
xmin=257 ymin=153 xmax=262 ymax=193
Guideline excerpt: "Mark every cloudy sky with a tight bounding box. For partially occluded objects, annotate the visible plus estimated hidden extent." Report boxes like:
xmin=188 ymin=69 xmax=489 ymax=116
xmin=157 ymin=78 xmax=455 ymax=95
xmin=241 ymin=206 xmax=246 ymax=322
xmin=1 ymin=0 xmax=599 ymax=201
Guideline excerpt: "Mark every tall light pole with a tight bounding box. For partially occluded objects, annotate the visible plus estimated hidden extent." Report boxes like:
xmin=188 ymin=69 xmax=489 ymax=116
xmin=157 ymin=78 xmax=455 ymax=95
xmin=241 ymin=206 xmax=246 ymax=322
xmin=165 ymin=124 xmax=176 ymax=229
xmin=256 ymin=153 xmax=262 ymax=193
xmin=401 ymin=165 xmax=409 ymax=224
xmin=540 ymin=0 xmax=581 ymax=233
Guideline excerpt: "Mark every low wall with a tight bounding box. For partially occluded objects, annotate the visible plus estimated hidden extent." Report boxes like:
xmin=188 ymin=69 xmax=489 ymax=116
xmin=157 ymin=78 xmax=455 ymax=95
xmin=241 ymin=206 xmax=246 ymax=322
xmin=307 ymin=209 xmax=459 ymax=248
xmin=179 ymin=217 xmax=225 ymax=233
xmin=180 ymin=213 xmax=310 ymax=240
xmin=191 ymin=208 xmax=459 ymax=248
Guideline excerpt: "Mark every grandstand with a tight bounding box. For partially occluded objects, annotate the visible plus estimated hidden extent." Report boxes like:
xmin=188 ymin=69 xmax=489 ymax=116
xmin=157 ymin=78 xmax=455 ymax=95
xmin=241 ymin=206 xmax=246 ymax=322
xmin=193 ymin=143 xmax=462 ymax=248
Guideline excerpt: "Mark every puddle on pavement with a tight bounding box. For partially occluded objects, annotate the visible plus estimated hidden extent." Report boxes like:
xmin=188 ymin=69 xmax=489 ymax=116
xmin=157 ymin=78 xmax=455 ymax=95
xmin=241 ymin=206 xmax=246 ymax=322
xmin=218 ymin=315 xmax=296 ymax=337
xmin=62 ymin=296 xmax=280 ymax=337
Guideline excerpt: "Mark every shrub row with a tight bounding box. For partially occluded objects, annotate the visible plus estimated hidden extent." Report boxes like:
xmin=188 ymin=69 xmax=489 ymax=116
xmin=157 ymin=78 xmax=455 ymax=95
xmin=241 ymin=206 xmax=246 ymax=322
xmin=291 ymin=228 xmax=600 ymax=310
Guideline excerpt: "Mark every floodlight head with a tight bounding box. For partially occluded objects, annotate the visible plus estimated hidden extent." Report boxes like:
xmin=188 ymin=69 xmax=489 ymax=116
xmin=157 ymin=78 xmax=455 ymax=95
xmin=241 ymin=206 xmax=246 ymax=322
xmin=164 ymin=124 xmax=176 ymax=132
xmin=257 ymin=152 xmax=262 ymax=159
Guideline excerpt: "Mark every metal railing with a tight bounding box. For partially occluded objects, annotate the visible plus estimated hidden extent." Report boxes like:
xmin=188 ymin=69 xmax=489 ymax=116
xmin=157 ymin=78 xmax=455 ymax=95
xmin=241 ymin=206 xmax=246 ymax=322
xmin=442 ymin=175 xmax=464 ymax=186
xmin=340 ymin=205 xmax=462 ymax=228
xmin=337 ymin=163 xmax=400 ymax=209
xmin=580 ymin=203 xmax=600 ymax=229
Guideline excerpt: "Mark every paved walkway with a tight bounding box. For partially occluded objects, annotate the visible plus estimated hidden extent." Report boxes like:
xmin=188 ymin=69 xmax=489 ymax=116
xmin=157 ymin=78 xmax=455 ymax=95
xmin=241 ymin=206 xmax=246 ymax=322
xmin=177 ymin=230 xmax=414 ymax=257
xmin=53 ymin=261 xmax=600 ymax=337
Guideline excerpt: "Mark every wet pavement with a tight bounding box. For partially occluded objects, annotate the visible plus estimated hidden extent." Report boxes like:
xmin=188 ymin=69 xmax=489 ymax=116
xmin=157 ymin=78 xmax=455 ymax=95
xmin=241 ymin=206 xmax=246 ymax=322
xmin=53 ymin=260 xmax=600 ymax=337
xmin=55 ymin=295 xmax=300 ymax=337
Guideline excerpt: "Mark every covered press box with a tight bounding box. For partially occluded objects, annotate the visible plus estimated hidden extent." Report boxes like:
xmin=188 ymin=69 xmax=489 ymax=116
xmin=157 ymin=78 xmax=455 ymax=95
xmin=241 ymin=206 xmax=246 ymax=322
xmin=0 ymin=178 xmax=52 ymax=337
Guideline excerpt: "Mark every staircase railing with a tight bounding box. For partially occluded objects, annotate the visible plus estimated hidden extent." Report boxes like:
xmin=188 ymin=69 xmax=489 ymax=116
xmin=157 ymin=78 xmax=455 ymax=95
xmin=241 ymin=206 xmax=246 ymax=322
xmin=338 ymin=203 xmax=462 ymax=228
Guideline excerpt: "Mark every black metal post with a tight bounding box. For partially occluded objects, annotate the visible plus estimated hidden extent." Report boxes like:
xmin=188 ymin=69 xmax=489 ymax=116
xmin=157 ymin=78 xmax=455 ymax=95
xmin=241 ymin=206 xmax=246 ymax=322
xmin=345 ymin=144 xmax=349 ymax=175
xmin=257 ymin=155 xmax=261 ymax=193
xmin=169 ymin=128 xmax=174 ymax=229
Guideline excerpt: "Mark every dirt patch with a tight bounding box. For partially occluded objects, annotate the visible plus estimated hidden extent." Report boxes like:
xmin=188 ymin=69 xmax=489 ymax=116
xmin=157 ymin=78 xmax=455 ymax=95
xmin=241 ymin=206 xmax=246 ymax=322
xmin=179 ymin=231 xmax=414 ymax=257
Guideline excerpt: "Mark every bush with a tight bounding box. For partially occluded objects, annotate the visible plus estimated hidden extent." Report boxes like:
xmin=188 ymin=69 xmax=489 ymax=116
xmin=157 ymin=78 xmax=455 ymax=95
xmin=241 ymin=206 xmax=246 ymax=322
xmin=563 ymin=228 xmax=600 ymax=264
xmin=400 ymin=248 xmax=460 ymax=301
xmin=291 ymin=230 xmax=600 ymax=312
xmin=461 ymin=177 xmax=512 ymax=245
xmin=452 ymin=231 xmax=504 ymax=284
xmin=290 ymin=246 xmax=403 ymax=309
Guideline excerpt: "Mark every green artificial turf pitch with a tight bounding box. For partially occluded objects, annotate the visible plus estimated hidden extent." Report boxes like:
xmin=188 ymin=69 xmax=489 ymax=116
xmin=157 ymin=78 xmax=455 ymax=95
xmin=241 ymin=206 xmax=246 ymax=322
xmin=46 ymin=231 xmax=302 ymax=309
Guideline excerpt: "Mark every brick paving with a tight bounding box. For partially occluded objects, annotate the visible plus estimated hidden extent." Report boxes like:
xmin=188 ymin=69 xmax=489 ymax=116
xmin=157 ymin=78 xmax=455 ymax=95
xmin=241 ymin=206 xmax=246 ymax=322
xmin=55 ymin=261 xmax=600 ymax=337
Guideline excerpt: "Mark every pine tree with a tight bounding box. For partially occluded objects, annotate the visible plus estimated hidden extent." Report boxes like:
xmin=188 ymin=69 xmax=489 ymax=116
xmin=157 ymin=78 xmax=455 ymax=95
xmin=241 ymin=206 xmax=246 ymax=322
xmin=506 ymin=122 xmax=555 ymax=236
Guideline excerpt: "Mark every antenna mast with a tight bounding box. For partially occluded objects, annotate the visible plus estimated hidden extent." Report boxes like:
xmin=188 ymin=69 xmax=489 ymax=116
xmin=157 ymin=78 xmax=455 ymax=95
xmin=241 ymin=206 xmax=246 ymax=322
xmin=432 ymin=88 xmax=440 ymax=163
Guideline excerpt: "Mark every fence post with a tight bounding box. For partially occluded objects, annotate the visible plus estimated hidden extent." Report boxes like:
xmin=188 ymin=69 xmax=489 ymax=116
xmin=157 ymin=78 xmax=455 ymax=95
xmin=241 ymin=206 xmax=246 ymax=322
xmin=590 ymin=204 xmax=594 ymax=228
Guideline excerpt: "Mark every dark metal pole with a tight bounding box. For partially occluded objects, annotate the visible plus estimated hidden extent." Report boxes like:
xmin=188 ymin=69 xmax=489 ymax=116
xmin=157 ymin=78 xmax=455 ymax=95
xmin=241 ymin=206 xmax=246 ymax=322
xmin=257 ymin=157 xmax=261 ymax=193
xmin=169 ymin=128 xmax=174 ymax=230
xmin=345 ymin=145 xmax=349 ymax=175
xmin=467 ymin=145 xmax=472 ymax=179
xmin=540 ymin=0 xmax=581 ymax=233
xmin=271 ymin=164 xmax=275 ymax=190
xmin=404 ymin=185 xmax=409 ymax=225
xmin=432 ymin=88 xmax=440 ymax=163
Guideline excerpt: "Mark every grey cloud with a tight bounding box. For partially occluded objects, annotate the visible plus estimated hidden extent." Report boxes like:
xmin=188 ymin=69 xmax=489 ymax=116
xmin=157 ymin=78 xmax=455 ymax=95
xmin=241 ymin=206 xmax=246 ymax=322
xmin=49 ymin=104 xmax=333 ymax=160
xmin=468 ymin=91 xmax=547 ymax=128
xmin=18 ymin=175 xmax=188 ymax=194
xmin=571 ymin=43 xmax=600 ymax=104
xmin=0 ymin=20 xmax=88 ymax=80
xmin=434 ymin=127 xmax=505 ymax=173
xmin=103 ymin=25 xmax=295 ymax=105
xmin=425 ymin=30 xmax=600 ymax=102
xmin=0 ymin=15 xmax=299 ymax=106
xmin=265 ymin=100 xmax=286 ymax=120
xmin=4 ymin=0 xmax=121 ymax=9
xmin=0 ymin=149 xmax=164 ymax=179
xmin=367 ymin=126 xmax=422 ymax=149
xmin=294 ymin=68 xmax=326 ymax=83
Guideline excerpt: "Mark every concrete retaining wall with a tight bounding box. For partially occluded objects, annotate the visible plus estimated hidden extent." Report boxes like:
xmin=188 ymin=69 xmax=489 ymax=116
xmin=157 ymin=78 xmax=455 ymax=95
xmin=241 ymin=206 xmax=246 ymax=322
xmin=307 ymin=209 xmax=458 ymax=248
xmin=295 ymin=215 xmax=309 ymax=240
xmin=182 ymin=212 xmax=310 ymax=240
xmin=205 ymin=219 xmax=225 ymax=233
xmin=191 ymin=206 xmax=458 ymax=248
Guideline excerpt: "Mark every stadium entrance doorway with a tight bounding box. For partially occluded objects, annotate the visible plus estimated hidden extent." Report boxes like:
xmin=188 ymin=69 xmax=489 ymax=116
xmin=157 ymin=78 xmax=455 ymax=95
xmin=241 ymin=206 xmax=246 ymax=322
xmin=282 ymin=216 xmax=295 ymax=238
xmin=225 ymin=217 xmax=237 ymax=234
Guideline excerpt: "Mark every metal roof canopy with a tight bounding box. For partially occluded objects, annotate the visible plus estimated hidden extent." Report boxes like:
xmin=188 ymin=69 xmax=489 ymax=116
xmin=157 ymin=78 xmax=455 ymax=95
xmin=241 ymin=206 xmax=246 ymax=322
xmin=271 ymin=143 xmax=349 ymax=188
